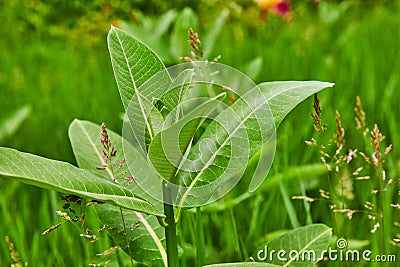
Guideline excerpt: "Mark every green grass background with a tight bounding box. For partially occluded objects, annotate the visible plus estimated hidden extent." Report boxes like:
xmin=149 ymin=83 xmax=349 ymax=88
xmin=1 ymin=0 xmax=399 ymax=265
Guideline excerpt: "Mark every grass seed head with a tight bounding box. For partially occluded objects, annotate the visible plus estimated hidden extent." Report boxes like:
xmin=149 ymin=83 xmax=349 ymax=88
xmin=354 ymin=96 xmax=366 ymax=130
xmin=98 ymin=123 xmax=135 ymax=185
xmin=333 ymin=110 xmax=345 ymax=149
xmin=42 ymin=223 xmax=62 ymax=235
xmin=5 ymin=236 xmax=28 ymax=267
xmin=187 ymin=28 xmax=203 ymax=59
xmin=311 ymin=93 xmax=326 ymax=133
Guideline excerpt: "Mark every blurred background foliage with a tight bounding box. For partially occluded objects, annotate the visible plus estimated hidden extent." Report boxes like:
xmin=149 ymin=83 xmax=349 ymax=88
xmin=1 ymin=0 xmax=399 ymax=265
xmin=1 ymin=0 xmax=398 ymax=162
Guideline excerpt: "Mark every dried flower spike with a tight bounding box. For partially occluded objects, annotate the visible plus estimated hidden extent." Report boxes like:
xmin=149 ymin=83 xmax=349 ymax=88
xmin=371 ymin=222 xmax=380 ymax=233
xmin=371 ymin=124 xmax=384 ymax=152
xmin=188 ymin=28 xmax=201 ymax=50
xmin=333 ymin=209 xmax=357 ymax=220
xmin=311 ymin=93 xmax=326 ymax=133
xmin=98 ymin=224 xmax=108 ymax=232
xmin=86 ymin=200 xmax=105 ymax=207
xmin=5 ymin=236 xmax=28 ymax=267
xmin=42 ymin=223 xmax=62 ymax=235
xmin=384 ymin=144 xmax=392 ymax=155
xmin=292 ymin=195 xmax=315 ymax=202
xmin=354 ymin=96 xmax=366 ymax=130
xmin=187 ymin=28 xmax=204 ymax=60
xmin=124 ymin=176 xmax=136 ymax=186
xmin=369 ymin=124 xmax=386 ymax=168
xmin=333 ymin=110 xmax=345 ymax=149
xmin=56 ymin=210 xmax=71 ymax=221
xmin=96 ymin=246 xmax=120 ymax=256
xmin=98 ymin=123 xmax=136 ymax=185
xmin=344 ymin=149 xmax=357 ymax=164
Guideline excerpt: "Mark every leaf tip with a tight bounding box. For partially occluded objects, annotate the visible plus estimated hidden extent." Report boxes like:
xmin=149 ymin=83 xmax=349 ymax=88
xmin=108 ymin=25 xmax=121 ymax=39
xmin=326 ymin=82 xmax=335 ymax=87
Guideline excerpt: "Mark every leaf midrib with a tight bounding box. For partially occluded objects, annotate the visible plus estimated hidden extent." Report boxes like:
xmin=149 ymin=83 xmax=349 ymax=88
xmin=114 ymin=28 xmax=154 ymax=139
xmin=75 ymin=120 xmax=114 ymax=179
xmin=135 ymin=212 xmax=168 ymax=266
xmin=178 ymin=91 xmax=267 ymax=206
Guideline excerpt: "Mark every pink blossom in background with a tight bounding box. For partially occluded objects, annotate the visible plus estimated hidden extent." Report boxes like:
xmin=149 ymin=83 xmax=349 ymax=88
xmin=274 ymin=0 xmax=291 ymax=16
xmin=254 ymin=0 xmax=291 ymax=20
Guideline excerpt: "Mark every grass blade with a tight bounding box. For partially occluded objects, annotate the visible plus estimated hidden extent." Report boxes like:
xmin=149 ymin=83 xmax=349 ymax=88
xmin=0 ymin=105 xmax=31 ymax=144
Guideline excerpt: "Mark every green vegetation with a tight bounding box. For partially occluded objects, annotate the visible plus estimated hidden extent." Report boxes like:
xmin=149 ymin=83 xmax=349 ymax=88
xmin=1 ymin=0 xmax=399 ymax=266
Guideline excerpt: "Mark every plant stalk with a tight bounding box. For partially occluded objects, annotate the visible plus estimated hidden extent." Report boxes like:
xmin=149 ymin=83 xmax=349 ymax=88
xmin=163 ymin=181 xmax=179 ymax=267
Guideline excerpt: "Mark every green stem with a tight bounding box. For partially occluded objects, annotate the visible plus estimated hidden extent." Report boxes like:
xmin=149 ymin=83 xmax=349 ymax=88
xmin=195 ymin=207 xmax=205 ymax=267
xmin=376 ymin=166 xmax=386 ymax=256
xmin=163 ymin=182 xmax=179 ymax=267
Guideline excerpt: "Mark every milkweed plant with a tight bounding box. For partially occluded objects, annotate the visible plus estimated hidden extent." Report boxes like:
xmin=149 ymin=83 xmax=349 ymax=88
xmin=0 ymin=26 xmax=334 ymax=267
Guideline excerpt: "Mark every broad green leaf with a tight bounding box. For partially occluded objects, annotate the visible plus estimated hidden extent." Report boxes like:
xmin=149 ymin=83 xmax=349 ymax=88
xmin=176 ymin=81 xmax=333 ymax=205
xmin=108 ymin=26 xmax=170 ymax=110
xmin=0 ymin=147 xmax=162 ymax=216
xmin=176 ymin=87 xmax=273 ymax=206
xmin=148 ymin=106 xmax=165 ymax=136
xmin=148 ymin=93 xmax=226 ymax=181
xmin=204 ymin=264 xmax=279 ymax=267
xmin=252 ymin=224 xmax=332 ymax=266
xmin=148 ymin=119 xmax=198 ymax=182
xmin=162 ymin=68 xmax=195 ymax=122
xmin=170 ymin=7 xmax=199 ymax=58
xmin=203 ymin=9 xmax=230 ymax=58
xmin=259 ymin=81 xmax=334 ymax=126
xmin=142 ymin=105 xmax=165 ymax=149
xmin=119 ymin=20 xmax=176 ymax=64
xmin=0 ymin=105 xmax=31 ymax=144
xmin=108 ymin=26 xmax=172 ymax=151
xmin=249 ymin=81 xmax=333 ymax=191
xmin=95 ymin=204 xmax=167 ymax=267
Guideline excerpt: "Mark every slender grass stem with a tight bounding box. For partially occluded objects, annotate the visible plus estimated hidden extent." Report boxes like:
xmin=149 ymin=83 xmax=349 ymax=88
xmin=195 ymin=207 xmax=205 ymax=267
xmin=326 ymin=172 xmax=339 ymax=236
xmin=376 ymin=165 xmax=386 ymax=256
xmin=229 ymin=208 xmax=242 ymax=259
